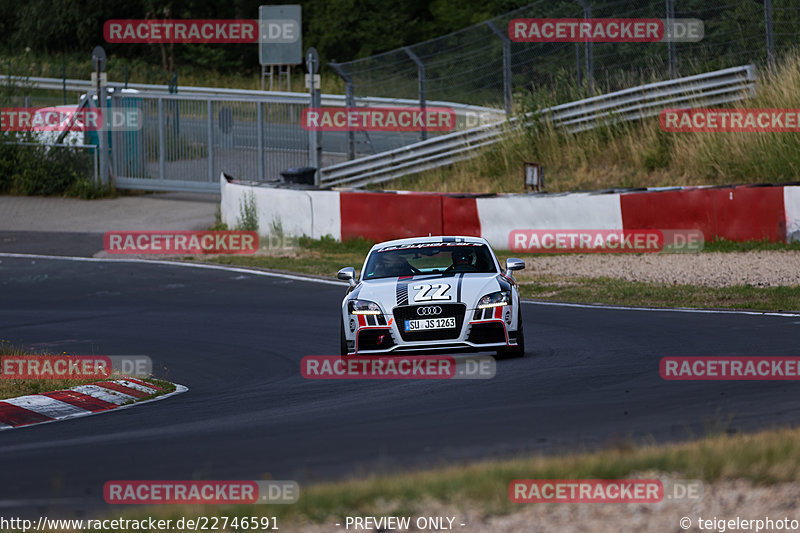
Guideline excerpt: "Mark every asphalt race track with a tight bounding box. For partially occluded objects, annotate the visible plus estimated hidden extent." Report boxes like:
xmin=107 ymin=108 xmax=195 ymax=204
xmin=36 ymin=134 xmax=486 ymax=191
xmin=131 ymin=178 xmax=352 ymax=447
xmin=1 ymin=255 xmax=799 ymax=515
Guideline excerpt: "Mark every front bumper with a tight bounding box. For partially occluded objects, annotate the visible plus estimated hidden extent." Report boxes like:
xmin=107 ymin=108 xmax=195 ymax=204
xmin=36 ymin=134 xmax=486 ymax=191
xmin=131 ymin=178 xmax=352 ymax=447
xmin=345 ymin=304 xmax=518 ymax=355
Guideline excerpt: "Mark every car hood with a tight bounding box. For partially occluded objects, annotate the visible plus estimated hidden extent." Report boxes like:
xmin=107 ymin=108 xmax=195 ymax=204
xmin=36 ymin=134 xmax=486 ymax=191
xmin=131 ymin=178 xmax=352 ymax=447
xmin=351 ymin=272 xmax=510 ymax=311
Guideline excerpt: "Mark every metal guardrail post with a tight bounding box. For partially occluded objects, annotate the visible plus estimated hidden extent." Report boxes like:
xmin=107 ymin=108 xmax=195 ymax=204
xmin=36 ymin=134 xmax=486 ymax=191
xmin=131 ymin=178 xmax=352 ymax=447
xmin=486 ymin=21 xmax=513 ymax=115
xmin=575 ymin=44 xmax=582 ymax=86
xmin=329 ymin=61 xmax=357 ymax=160
xmin=764 ymin=0 xmax=776 ymax=72
xmin=403 ymin=47 xmax=427 ymax=141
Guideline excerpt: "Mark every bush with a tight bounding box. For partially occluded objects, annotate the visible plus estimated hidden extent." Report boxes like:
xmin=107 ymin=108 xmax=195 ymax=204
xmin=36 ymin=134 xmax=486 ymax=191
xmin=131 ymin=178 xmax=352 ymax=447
xmin=0 ymin=135 xmax=109 ymax=198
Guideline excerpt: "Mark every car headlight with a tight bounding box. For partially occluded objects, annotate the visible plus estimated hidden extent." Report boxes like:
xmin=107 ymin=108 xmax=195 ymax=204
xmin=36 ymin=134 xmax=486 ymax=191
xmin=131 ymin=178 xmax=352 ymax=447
xmin=348 ymin=299 xmax=382 ymax=315
xmin=477 ymin=291 xmax=510 ymax=309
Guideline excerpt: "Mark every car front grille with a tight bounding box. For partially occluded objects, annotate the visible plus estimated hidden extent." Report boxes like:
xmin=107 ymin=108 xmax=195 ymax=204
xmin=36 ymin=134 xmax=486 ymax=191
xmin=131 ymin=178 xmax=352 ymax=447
xmin=393 ymin=304 xmax=467 ymax=341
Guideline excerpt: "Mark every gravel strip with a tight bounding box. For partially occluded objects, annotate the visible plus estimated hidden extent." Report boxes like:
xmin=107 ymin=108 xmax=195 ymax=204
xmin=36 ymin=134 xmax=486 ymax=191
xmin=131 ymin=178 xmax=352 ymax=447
xmin=516 ymin=250 xmax=800 ymax=288
xmin=285 ymin=479 xmax=800 ymax=533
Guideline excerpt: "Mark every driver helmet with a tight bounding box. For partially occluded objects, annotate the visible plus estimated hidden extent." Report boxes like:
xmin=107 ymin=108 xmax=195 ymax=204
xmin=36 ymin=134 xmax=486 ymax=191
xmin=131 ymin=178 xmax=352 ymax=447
xmin=451 ymin=249 xmax=473 ymax=266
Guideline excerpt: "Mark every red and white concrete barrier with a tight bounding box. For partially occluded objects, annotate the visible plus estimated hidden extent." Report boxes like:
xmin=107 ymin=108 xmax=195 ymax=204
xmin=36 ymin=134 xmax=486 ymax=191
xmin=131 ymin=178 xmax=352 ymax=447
xmin=220 ymin=175 xmax=799 ymax=247
xmin=220 ymin=175 xmax=342 ymax=240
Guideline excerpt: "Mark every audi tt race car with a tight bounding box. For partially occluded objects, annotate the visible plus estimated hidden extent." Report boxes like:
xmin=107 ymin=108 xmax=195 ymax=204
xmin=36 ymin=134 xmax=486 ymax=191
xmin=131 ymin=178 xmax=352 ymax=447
xmin=338 ymin=236 xmax=526 ymax=358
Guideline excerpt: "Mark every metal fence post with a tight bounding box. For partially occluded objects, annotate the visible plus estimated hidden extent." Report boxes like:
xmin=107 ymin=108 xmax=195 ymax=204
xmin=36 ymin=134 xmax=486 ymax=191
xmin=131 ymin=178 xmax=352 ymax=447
xmin=306 ymin=48 xmax=322 ymax=186
xmin=157 ymin=97 xmax=165 ymax=182
xmin=110 ymin=92 xmax=120 ymax=178
xmin=329 ymin=61 xmax=356 ymax=160
xmin=764 ymin=0 xmax=775 ymax=71
xmin=575 ymin=43 xmax=582 ymax=86
xmin=666 ymin=0 xmax=677 ymax=78
xmin=98 ymin=85 xmax=109 ymax=186
xmin=403 ymin=46 xmax=427 ymax=141
xmin=93 ymin=146 xmax=99 ymax=185
xmin=575 ymin=0 xmax=594 ymax=91
xmin=206 ymin=99 xmax=214 ymax=182
xmin=257 ymin=101 xmax=265 ymax=181
xmin=487 ymin=21 xmax=512 ymax=115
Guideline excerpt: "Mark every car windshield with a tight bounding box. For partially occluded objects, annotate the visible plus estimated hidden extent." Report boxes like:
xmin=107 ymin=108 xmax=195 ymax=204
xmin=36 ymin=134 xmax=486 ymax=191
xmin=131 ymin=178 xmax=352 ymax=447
xmin=362 ymin=243 xmax=497 ymax=280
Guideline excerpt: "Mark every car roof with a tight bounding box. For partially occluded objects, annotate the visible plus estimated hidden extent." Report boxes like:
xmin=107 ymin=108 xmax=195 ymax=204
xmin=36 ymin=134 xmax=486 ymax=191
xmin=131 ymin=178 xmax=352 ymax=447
xmin=369 ymin=235 xmax=490 ymax=252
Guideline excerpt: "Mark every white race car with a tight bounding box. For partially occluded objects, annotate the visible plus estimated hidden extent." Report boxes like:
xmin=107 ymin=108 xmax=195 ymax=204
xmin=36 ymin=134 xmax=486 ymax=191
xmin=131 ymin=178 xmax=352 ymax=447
xmin=338 ymin=236 xmax=526 ymax=358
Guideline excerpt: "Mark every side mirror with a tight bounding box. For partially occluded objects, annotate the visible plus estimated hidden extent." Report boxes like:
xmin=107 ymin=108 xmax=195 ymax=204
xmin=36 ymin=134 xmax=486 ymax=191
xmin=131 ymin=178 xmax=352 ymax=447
xmin=505 ymin=258 xmax=525 ymax=278
xmin=337 ymin=267 xmax=356 ymax=287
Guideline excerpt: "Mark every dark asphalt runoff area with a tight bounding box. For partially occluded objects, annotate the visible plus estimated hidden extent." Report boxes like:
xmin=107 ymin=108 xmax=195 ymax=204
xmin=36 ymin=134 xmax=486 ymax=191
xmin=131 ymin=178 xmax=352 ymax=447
xmin=1 ymin=253 xmax=799 ymax=517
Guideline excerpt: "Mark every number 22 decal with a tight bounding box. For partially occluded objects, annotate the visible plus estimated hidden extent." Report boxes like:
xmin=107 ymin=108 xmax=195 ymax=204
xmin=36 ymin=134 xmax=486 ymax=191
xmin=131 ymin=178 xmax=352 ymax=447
xmin=413 ymin=283 xmax=451 ymax=301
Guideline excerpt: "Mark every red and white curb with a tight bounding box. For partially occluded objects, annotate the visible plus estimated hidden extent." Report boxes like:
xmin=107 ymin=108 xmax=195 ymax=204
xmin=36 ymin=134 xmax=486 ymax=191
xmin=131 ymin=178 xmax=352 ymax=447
xmin=0 ymin=377 xmax=187 ymax=430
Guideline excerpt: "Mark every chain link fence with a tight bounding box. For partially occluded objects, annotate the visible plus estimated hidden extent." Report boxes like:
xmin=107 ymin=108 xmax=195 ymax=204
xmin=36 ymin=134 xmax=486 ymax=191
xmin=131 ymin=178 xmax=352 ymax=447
xmin=331 ymin=0 xmax=794 ymax=110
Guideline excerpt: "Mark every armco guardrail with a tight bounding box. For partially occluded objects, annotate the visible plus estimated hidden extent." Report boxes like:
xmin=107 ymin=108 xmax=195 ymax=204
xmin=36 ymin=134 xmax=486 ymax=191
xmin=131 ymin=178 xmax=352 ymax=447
xmin=0 ymin=75 xmax=504 ymax=123
xmin=550 ymin=64 xmax=758 ymax=133
xmin=319 ymin=65 xmax=757 ymax=188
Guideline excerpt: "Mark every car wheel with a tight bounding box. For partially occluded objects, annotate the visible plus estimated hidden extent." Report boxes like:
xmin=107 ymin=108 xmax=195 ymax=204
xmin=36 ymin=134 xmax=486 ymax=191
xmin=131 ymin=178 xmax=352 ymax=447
xmin=340 ymin=316 xmax=348 ymax=357
xmin=497 ymin=313 xmax=525 ymax=359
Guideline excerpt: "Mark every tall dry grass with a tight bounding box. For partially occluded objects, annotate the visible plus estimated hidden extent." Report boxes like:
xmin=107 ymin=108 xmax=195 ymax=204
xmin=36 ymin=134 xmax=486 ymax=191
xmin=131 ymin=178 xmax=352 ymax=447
xmin=387 ymin=50 xmax=800 ymax=194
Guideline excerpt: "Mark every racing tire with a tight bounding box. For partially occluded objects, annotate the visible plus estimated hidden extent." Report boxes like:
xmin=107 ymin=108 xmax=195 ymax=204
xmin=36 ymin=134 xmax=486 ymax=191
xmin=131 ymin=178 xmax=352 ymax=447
xmin=497 ymin=313 xmax=525 ymax=359
xmin=340 ymin=316 xmax=348 ymax=357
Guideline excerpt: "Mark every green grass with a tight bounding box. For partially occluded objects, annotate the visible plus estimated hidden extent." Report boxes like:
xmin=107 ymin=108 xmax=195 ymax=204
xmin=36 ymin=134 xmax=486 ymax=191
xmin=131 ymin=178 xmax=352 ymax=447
xmin=514 ymin=275 xmax=800 ymax=312
xmin=194 ymin=236 xmax=800 ymax=312
xmin=197 ymin=235 xmax=374 ymax=278
xmin=701 ymin=238 xmax=800 ymax=253
xmin=43 ymin=424 xmax=800 ymax=528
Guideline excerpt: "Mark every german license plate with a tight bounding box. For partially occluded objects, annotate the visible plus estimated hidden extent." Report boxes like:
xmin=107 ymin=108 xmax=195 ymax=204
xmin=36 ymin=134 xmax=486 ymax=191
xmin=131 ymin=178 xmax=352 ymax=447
xmin=404 ymin=317 xmax=456 ymax=331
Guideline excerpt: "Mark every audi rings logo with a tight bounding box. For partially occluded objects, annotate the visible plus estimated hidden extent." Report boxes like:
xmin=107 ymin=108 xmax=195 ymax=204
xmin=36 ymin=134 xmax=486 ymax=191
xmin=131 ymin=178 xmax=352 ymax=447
xmin=417 ymin=306 xmax=442 ymax=316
